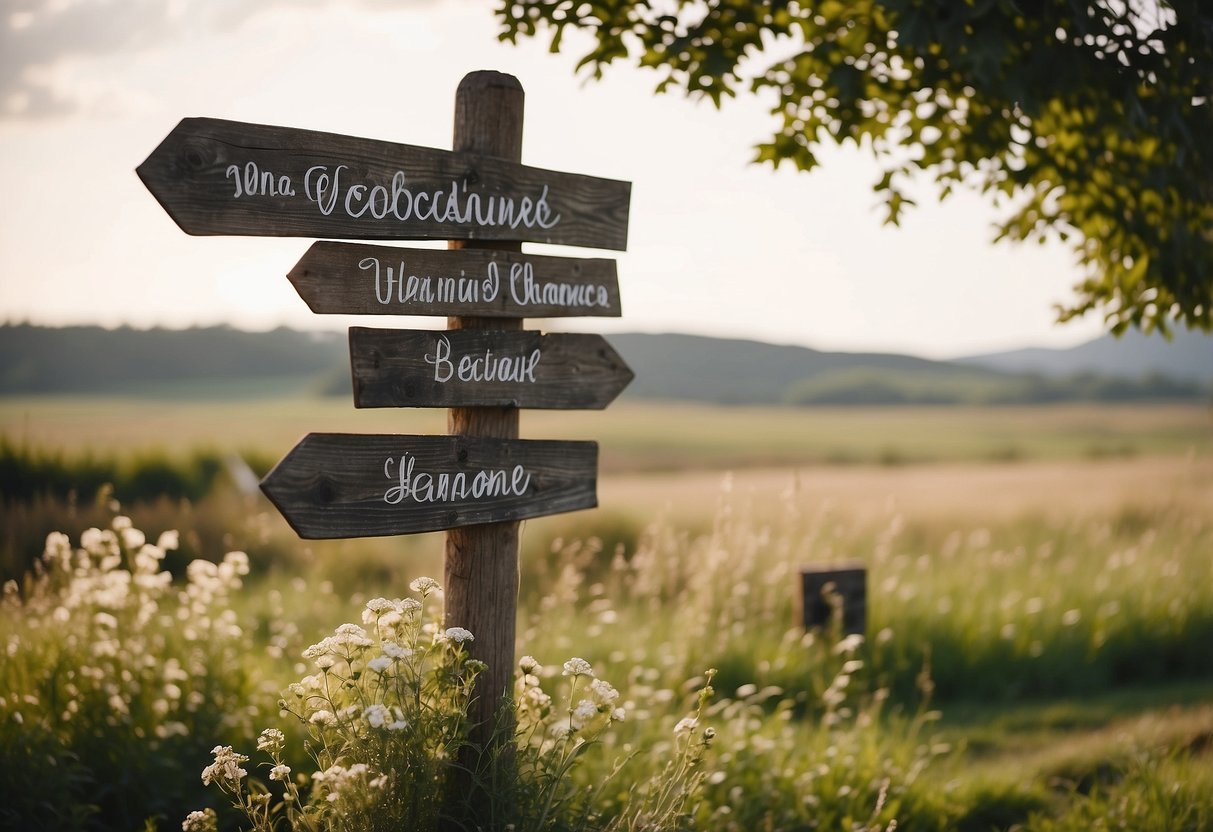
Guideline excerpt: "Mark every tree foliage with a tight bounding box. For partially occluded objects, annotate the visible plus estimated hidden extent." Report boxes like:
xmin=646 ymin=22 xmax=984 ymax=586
xmin=497 ymin=0 xmax=1213 ymax=334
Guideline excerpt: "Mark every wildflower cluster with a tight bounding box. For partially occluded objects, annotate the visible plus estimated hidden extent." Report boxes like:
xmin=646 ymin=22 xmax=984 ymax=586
xmin=189 ymin=578 xmax=483 ymax=831
xmin=0 ymin=518 xmax=267 ymax=830
xmin=515 ymin=655 xmax=626 ymax=747
xmin=509 ymin=655 xmax=714 ymax=830
xmin=189 ymin=581 xmax=719 ymax=832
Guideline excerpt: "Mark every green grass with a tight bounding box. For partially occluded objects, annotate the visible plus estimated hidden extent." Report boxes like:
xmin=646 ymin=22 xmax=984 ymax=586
xmin=4 ymin=481 xmax=1211 ymax=829
xmin=3 ymin=397 xmax=1211 ymax=829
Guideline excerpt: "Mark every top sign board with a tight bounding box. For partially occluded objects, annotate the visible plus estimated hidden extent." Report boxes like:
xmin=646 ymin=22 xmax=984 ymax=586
xmin=137 ymin=117 xmax=631 ymax=250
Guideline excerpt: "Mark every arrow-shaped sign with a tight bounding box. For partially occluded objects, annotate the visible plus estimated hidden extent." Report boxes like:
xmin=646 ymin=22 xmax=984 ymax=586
xmin=348 ymin=327 xmax=633 ymax=410
xmin=260 ymin=433 xmax=598 ymax=539
xmin=137 ymin=117 xmax=630 ymax=250
xmin=288 ymin=242 xmax=621 ymax=318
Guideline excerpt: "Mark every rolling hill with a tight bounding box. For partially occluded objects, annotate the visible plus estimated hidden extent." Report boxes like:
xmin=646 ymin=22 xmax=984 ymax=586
xmin=1 ymin=323 xmax=1208 ymax=405
xmin=957 ymin=326 xmax=1213 ymax=384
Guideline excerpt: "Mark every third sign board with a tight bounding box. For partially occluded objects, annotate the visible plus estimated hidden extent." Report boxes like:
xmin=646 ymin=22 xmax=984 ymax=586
xmin=348 ymin=327 xmax=633 ymax=410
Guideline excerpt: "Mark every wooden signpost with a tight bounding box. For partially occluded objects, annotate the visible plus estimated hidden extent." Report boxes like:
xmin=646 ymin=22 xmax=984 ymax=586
xmin=139 ymin=70 xmax=633 ymax=819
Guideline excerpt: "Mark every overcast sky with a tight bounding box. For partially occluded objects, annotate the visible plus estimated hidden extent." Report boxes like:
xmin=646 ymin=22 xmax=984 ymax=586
xmin=0 ymin=0 xmax=1110 ymax=358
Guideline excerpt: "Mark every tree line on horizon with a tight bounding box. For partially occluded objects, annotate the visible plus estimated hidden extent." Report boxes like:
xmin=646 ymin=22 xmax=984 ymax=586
xmin=1 ymin=323 xmax=1208 ymax=406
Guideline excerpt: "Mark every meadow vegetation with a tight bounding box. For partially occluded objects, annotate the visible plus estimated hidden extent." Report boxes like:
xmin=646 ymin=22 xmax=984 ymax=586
xmin=1 ymin=400 xmax=1210 ymax=830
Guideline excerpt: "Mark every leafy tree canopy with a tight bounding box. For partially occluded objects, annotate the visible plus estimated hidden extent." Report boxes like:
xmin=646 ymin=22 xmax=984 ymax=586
xmin=497 ymin=0 xmax=1213 ymax=334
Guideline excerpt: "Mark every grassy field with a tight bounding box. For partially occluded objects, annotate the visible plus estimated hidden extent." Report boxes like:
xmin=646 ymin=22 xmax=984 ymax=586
xmin=2 ymin=395 xmax=1211 ymax=830
xmin=3 ymin=396 xmax=1210 ymax=469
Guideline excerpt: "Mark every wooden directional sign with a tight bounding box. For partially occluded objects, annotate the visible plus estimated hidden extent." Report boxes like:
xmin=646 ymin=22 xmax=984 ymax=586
xmin=289 ymin=242 xmax=621 ymax=318
xmin=260 ymin=433 xmax=598 ymax=539
xmin=137 ymin=117 xmax=630 ymax=250
xmin=349 ymin=327 xmax=633 ymax=410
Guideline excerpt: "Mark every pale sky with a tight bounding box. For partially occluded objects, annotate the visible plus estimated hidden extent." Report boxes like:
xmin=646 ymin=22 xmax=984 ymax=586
xmin=0 ymin=0 xmax=1109 ymax=359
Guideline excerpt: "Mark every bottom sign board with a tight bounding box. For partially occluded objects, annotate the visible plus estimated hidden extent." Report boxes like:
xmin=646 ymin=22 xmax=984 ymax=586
xmin=260 ymin=433 xmax=598 ymax=539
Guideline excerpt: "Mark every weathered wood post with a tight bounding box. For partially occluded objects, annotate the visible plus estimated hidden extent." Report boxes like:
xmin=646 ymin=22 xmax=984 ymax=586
xmin=445 ymin=70 xmax=525 ymax=759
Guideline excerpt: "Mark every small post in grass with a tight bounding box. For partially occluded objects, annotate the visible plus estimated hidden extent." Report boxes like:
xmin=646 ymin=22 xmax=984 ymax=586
xmin=800 ymin=562 xmax=867 ymax=637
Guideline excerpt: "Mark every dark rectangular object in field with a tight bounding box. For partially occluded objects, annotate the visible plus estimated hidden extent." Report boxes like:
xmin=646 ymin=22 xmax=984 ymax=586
xmin=260 ymin=433 xmax=598 ymax=538
xmin=349 ymin=327 xmax=633 ymax=409
xmin=289 ymin=242 xmax=621 ymax=318
xmin=137 ymin=118 xmax=630 ymax=250
xmin=801 ymin=563 xmax=867 ymax=637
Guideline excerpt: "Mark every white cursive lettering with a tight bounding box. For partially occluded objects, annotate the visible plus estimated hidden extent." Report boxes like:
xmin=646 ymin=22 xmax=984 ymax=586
xmin=383 ymin=453 xmax=533 ymax=505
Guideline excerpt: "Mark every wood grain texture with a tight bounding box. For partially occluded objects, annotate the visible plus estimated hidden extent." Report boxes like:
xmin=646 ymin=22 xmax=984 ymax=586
xmin=258 ymin=433 xmax=598 ymax=539
xmin=288 ymin=242 xmax=621 ymax=318
xmin=137 ymin=116 xmax=630 ymax=250
xmin=349 ymin=327 xmax=633 ymax=410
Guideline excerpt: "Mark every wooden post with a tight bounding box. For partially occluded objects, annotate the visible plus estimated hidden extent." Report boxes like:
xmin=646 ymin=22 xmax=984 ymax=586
xmin=444 ymin=70 xmax=525 ymax=805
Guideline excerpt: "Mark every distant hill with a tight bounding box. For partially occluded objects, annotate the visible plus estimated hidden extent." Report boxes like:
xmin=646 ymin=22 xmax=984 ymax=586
xmin=606 ymin=332 xmax=1210 ymax=405
xmin=606 ymin=333 xmax=1003 ymax=404
xmin=0 ymin=324 xmax=347 ymax=397
xmin=957 ymin=327 xmax=1213 ymax=384
xmin=0 ymin=324 xmax=1208 ymax=405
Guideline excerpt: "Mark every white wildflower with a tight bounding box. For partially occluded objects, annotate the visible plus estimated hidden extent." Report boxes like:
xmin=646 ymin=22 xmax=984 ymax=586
xmin=182 ymin=808 xmax=218 ymax=832
xmin=562 ymin=657 xmax=593 ymax=678
xmin=571 ymin=699 xmax=598 ymax=729
xmin=590 ymin=678 xmax=619 ymax=705
xmin=523 ymin=687 xmax=552 ymax=710
xmin=367 ymin=655 xmax=392 ymax=673
xmin=519 ymin=655 xmax=540 ymax=674
xmin=256 ymin=728 xmax=285 ymax=753
xmin=335 ymin=623 xmax=368 ymax=639
xmin=832 ymin=633 xmax=865 ymax=655
xmin=223 ymin=550 xmax=250 ymax=576
xmin=81 ymin=527 xmax=104 ymax=552
xmin=365 ymin=597 xmax=396 ymax=615
xmin=302 ymin=638 xmax=335 ymax=660
xmin=382 ymin=641 xmax=413 ymax=659
xmin=674 ymin=716 xmax=699 ymax=735
xmin=409 ymin=576 xmax=441 ymax=595
xmin=442 ymin=627 xmax=474 ymax=644
xmin=121 ymin=526 xmax=146 ymax=551
xmin=364 ymin=703 xmax=390 ymax=728
xmin=269 ymin=764 xmax=291 ymax=782
xmin=201 ymin=745 xmax=248 ymax=789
